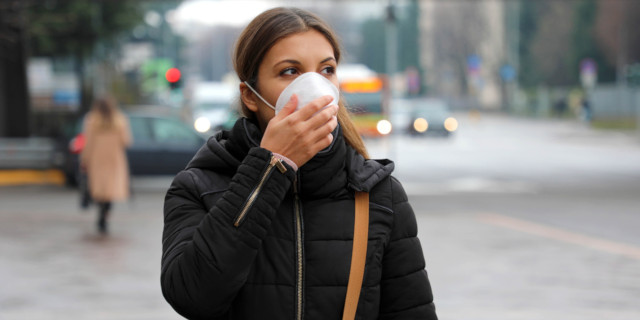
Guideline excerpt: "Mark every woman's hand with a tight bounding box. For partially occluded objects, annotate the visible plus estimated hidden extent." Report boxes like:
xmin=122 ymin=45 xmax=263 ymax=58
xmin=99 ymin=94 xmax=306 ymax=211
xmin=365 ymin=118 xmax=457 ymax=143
xmin=260 ymin=94 xmax=339 ymax=168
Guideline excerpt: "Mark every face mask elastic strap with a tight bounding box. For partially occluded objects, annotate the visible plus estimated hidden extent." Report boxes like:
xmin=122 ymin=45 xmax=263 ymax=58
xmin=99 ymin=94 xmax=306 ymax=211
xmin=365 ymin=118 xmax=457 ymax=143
xmin=243 ymin=81 xmax=276 ymax=110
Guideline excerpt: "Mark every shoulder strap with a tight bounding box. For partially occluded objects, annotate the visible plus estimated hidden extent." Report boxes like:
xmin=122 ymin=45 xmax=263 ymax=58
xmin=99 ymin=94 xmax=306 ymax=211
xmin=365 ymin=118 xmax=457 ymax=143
xmin=343 ymin=191 xmax=369 ymax=320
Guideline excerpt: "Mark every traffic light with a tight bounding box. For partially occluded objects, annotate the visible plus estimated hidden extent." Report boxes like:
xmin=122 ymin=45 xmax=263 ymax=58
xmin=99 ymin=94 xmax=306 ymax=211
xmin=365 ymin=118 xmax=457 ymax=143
xmin=165 ymin=67 xmax=182 ymax=89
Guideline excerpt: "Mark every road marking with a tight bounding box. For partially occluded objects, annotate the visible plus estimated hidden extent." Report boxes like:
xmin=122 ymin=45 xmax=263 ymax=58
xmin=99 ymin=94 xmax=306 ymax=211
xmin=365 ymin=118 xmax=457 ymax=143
xmin=478 ymin=213 xmax=640 ymax=260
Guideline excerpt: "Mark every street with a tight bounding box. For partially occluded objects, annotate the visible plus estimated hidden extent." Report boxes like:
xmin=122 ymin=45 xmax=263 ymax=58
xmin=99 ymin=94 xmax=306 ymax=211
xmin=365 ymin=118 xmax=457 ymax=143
xmin=2 ymin=113 xmax=640 ymax=319
xmin=370 ymin=113 xmax=640 ymax=319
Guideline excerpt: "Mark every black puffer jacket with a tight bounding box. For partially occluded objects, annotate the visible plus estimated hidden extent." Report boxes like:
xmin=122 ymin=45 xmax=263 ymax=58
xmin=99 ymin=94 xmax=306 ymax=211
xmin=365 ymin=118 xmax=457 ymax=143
xmin=162 ymin=118 xmax=437 ymax=320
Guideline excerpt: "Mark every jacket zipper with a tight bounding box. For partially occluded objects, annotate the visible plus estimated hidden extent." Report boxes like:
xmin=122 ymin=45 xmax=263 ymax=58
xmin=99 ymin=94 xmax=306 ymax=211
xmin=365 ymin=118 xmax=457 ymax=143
xmin=293 ymin=174 xmax=304 ymax=320
xmin=233 ymin=155 xmax=287 ymax=227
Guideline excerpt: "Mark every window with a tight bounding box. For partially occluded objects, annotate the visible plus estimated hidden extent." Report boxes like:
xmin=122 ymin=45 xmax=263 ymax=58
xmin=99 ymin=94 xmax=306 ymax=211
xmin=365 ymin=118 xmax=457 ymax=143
xmin=151 ymin=118 xmax=201 ymax=146
xmin=129 ymin=117 xmax=153 ymax=145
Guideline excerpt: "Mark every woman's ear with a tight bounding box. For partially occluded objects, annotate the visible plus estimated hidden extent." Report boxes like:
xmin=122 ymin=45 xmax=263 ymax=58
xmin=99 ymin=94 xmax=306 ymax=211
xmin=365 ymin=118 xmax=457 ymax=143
xmin=239 ymin=82 xmax=259 ymax=113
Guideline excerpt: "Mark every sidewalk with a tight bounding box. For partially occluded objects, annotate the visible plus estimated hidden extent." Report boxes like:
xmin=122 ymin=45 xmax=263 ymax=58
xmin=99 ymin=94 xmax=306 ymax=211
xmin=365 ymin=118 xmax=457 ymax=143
xmin=0 ymin=185 xmax=179 ymax=319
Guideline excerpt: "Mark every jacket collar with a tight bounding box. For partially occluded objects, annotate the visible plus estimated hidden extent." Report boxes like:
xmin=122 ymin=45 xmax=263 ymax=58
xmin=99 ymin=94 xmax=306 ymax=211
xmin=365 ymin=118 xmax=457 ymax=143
xmin=187 ymin=117 xmax=394 ymax=197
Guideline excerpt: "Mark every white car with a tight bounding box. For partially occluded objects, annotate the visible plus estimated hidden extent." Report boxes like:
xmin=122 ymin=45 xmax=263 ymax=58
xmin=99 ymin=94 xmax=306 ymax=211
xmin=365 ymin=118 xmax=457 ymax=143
xmin=191 ymin=82 xmax=237 ymax=133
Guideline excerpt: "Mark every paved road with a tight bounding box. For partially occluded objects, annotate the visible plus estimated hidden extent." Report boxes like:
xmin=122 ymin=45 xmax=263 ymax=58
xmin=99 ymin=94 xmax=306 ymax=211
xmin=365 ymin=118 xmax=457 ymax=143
xmin=414 ymin=190 xmax=640 ymax=320
xmin=369 ymin=113 xmax=640 ymax=191
xmin=368 ymin=113 xmax=640 ymax=319
xmin=1 ymin=113 xmax=639 ymax=319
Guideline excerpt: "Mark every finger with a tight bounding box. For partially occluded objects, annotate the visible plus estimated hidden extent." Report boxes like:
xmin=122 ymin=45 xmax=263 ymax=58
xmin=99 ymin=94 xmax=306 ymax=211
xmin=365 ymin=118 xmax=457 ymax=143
xmin=306 ymin=113 xmax=337 ymax=147
xmin=312 ymin=113 xmax=338 ymax=137
xmin=293 ymin=95 xmax=334 ymax=121
xmin=306 ymin=104 xmax=339 ymax=129
xmin=311 ymin=128 xmax=335 ymax=151
xmin=275 ymin=94 xmax=298 ymax=119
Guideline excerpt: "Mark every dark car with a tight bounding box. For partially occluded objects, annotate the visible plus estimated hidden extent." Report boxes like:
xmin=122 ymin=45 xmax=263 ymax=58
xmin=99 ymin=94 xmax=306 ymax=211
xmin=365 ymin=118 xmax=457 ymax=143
xmin=389 ymin=98 xmax=459 ymax=137
xmin=64 ymin=112 xmax=207 ymax=186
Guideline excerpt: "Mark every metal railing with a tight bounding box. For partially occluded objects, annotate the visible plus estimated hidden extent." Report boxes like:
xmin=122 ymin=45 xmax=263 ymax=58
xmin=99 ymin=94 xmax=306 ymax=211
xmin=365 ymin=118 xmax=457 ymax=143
xmin=0 ymin=138 xmax=60 ymax=169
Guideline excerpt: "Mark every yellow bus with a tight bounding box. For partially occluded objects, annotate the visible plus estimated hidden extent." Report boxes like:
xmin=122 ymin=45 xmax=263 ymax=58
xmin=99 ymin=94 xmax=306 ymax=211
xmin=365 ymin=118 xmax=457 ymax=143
xmin=339 ymin=64 xmax=389 ymax=137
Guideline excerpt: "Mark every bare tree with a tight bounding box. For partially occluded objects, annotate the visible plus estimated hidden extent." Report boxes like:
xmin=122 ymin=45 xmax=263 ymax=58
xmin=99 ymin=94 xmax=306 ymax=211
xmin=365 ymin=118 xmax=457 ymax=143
xmin=595 ymin=0 xmax=640 ymax=80
xmin=529 ymin=1 xmax=575 ymax=86
xmin=430 ymin=1 xmax=489 ymax=96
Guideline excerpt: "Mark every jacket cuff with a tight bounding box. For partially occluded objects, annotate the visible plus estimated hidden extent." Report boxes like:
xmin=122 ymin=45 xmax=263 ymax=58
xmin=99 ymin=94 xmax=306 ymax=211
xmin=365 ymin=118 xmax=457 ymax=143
xmin=272 ymin=152 xmax=298 ymax=172
xmin=227 ymin=147 xmax=295 ymax=240
xmin=247 ymin=147 xmax=296 ymax=181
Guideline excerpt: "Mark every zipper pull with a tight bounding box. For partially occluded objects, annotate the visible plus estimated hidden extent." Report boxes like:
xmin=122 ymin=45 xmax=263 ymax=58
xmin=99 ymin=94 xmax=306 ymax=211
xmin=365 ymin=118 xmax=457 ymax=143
xmin=271 ymin=156 xmax=287 ymax=174
xmin=274 ymin=157 xmax=287 ymax=173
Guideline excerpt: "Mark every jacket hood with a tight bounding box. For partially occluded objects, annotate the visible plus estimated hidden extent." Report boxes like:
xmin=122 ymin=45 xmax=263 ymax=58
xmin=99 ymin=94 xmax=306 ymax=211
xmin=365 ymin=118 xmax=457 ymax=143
xmin=186 ymin=117 xmax=394 ymax=196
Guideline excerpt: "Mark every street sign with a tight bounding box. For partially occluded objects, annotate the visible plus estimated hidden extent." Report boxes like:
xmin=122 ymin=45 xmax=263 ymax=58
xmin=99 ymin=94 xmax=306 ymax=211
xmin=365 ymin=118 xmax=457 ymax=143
xmin=467 ymin=54 xmax=481 ymax=74
xmin=467 ymin=55 xmax=483 ymax=90
xmin=500 ymin=64 xmax=516 ymax=82
xmin=580 ymin=58 xmax=597 ymax=89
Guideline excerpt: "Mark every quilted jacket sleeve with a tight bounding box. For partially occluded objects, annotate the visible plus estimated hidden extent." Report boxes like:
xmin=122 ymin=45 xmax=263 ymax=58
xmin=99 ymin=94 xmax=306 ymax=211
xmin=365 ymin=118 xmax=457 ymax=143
xmin=161 ymin=147 xmax=295 ymax=319
xmin=379 ymin=177 xmax=437 ymax=319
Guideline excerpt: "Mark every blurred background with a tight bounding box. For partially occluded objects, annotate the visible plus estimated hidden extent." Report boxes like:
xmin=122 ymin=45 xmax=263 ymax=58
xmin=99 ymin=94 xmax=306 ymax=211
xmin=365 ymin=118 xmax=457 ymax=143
xmin=1 ymin=0 xmax=639 ymax=319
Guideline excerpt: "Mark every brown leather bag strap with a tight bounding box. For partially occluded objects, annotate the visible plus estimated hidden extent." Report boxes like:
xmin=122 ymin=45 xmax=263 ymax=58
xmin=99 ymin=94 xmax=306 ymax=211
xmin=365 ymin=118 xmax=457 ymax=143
xmin=343 ymin=191 xmax=369 ymax=320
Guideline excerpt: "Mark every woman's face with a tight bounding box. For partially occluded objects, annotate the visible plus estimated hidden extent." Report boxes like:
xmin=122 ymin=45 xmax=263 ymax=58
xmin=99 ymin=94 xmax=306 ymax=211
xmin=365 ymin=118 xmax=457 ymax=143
xmin=242 ymin=29 xmax=339 ymax=130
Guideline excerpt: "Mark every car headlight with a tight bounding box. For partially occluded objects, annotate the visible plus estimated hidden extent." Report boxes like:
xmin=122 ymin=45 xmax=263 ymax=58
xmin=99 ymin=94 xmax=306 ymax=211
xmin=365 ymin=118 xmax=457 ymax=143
xmin=376 ymin=119 xmax=392 ymax=135
xmin=444 ymin=117 xmax=458 ymax=132
xmin=194 ymin=117 xmax=211 ymax=133
xmin=413 ymin=118 xmax=428 ymax=133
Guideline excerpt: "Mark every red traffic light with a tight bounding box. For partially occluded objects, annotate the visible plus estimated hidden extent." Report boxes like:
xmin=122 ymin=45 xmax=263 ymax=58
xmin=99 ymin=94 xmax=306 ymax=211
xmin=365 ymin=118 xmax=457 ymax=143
xmin=165 ymin=67 xmax=181 ymax=83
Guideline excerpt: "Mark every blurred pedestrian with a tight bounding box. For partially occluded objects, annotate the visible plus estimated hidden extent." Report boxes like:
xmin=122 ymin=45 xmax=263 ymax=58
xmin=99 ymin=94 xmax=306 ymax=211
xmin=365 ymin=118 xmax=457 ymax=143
xmin=80 ymin=96 xmax=132 ymax=234
xmin=553 ymin=97 xmax=568 ymax=118
xmin=581 ymin=97 xmax=592 ymax=122
xmin=161 ymin=7 xmax=437 ymax=320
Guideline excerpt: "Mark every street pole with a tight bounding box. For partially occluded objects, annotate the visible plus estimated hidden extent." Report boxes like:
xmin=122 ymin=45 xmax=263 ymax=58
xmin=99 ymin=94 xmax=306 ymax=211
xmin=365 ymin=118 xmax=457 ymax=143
xmin=386 ymin=0 xmax=398 ymax=105
xmin=0 ymin=0 xmax=31 ymax=137
xmin=510 ymin=0 xmax=520 ymax=114
xmin=385 ymin=0 xmax=398 ymax=161
xmin=636 ymin=91 xmax=640 ymax=142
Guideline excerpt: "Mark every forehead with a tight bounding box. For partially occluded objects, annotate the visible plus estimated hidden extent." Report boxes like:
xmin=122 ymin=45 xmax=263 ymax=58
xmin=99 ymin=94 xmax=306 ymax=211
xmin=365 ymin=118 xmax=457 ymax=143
xmin=263 ymin=29 xmax=335 ymax=62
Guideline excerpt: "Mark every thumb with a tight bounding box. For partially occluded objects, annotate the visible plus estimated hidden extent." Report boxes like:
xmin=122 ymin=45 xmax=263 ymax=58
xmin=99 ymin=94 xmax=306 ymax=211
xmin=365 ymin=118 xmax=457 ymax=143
xmin=276 ymin=94 xmax=298 ymax=118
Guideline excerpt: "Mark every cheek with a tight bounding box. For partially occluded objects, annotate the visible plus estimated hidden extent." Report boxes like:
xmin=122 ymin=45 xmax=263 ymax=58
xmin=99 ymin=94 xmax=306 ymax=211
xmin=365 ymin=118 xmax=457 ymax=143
xmin=268 ymin=87 xmax=286 ymax=104
xmin=330 ymin=78 xmax=339 ymax=90
xmin=259 ymin=80 xmax=288 ymax=106
xmin=253 ymin=106 xmax=274 ymax=131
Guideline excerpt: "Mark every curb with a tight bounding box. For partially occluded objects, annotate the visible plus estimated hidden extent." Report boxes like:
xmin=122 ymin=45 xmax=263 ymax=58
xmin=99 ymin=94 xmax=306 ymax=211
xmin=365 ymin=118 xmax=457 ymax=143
xmin=0 ymin=169 xmax=65 ymax=187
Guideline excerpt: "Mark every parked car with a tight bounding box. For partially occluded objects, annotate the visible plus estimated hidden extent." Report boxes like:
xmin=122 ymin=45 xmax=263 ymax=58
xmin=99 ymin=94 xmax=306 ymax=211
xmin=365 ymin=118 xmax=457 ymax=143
xmin=389 ymin=98 xmax=459 ymax=137
xmin=64 ymin=111 xmax=207 ymax=186
xmin=190 ymin=81 xmax=238 ymax=133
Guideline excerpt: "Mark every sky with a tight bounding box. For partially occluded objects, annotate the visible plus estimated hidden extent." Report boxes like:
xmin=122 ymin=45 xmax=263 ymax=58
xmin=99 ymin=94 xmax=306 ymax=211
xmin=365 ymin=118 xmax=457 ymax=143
xmin=170 ymin=0 xmax=383 ymax=38
xmin=172 ymin=0 xmax=280 ymax=29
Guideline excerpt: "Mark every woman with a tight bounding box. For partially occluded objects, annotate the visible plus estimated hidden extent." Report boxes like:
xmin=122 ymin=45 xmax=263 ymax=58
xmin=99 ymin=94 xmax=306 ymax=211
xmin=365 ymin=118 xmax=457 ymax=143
xmin=81 ymin=96 xmax=132 ymax=234
xmin=162 ymin=7 xmax=437 ymax=319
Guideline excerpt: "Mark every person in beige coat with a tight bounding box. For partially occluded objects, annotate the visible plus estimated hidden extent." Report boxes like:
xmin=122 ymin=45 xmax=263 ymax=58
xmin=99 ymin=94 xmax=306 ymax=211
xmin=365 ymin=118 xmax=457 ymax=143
xmin=80 ymin=96 xmax=132 ymax=233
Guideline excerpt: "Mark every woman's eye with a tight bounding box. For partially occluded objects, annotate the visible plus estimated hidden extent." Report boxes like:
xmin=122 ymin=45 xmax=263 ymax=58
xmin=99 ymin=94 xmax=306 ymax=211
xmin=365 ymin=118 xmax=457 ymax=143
xmin=321 ymin=66 xmax=335 ymax=75
xmin=280 ymin=68 xmax=298 ymax=76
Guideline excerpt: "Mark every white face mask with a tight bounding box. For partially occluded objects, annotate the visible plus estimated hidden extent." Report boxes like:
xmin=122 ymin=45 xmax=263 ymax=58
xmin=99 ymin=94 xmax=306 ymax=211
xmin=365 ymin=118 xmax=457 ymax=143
xmin=244 ymin=72 xmax=339 ymax=115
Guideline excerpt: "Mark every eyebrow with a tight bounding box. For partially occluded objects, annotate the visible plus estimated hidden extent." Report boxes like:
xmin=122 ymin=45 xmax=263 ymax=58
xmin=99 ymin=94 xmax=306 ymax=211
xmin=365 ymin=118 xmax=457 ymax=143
xmin=274 ymin=57 xmax=336 ymax=67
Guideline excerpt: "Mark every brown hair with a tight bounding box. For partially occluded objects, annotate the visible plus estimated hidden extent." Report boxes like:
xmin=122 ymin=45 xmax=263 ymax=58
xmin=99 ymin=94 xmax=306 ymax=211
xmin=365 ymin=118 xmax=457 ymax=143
xmin=91 ymin=96 xmax=120 ymax=130
xmin=233 ymin=7 xmax=369 ymax=159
